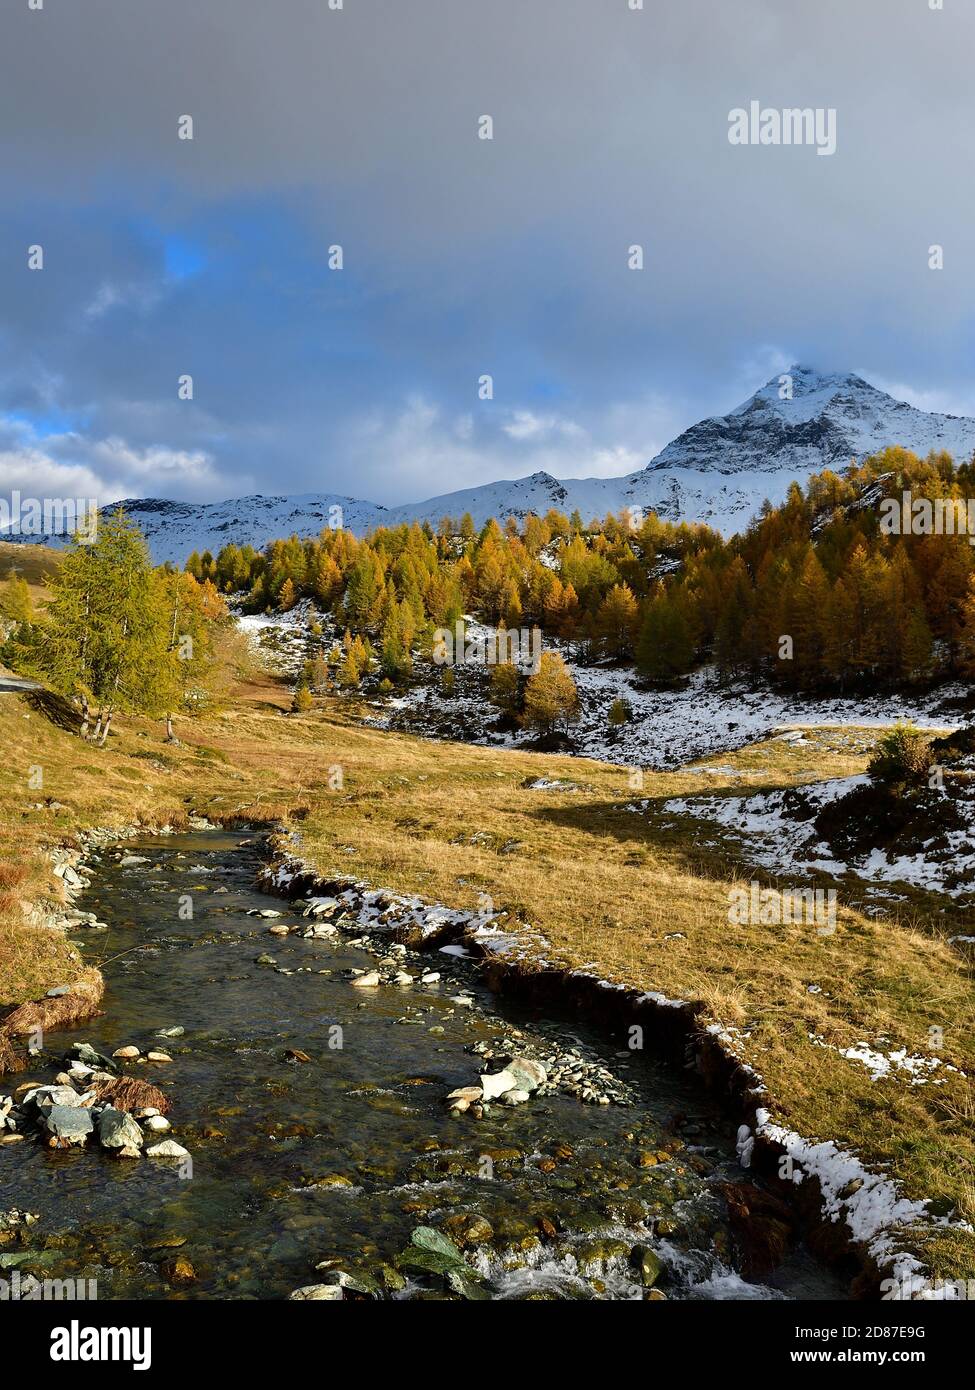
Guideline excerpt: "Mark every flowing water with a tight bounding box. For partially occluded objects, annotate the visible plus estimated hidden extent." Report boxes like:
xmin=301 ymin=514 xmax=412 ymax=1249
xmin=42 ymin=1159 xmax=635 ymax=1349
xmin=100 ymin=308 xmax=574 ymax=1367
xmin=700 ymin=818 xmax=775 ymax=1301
xmin=1 ymin=830 xmax=846 ymax=1300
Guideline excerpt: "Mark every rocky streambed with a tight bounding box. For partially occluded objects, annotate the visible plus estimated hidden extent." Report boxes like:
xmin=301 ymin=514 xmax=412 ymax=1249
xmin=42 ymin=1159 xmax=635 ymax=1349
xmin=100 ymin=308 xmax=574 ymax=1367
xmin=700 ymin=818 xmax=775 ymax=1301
xmin=0 ymin=829 xmax=846 ymax=1301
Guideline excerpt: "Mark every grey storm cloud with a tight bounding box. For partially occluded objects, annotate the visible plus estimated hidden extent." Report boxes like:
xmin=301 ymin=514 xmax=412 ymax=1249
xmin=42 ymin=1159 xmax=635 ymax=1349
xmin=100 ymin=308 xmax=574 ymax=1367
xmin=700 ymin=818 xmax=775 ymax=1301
xmin=1 ymin=0 xmax=974 ymax=506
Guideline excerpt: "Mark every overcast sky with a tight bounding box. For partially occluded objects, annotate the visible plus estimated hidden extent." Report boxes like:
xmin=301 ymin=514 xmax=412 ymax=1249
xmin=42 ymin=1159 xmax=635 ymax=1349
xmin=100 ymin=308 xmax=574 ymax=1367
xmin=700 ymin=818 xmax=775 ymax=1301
xmin=1 ymin=0 xmax=973 ymax=508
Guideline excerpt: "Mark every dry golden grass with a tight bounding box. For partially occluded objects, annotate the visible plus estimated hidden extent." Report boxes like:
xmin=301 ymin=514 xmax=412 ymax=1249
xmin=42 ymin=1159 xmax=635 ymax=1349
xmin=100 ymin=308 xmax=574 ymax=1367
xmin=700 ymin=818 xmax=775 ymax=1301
xmin=2 ymin=966 xmax=103 ymax=1037
xmin=92 ymin=1076 xmax=170 ymax=1116
xmin=1 ymin=668 xmax=973 ymax=1276
xmin=0 ymin=539 xmax=59 ymax=616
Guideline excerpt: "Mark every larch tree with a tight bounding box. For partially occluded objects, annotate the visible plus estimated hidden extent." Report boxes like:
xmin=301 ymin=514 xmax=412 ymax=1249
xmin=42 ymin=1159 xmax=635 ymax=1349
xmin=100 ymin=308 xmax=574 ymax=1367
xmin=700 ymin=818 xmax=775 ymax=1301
xmin=596 ymin=583 xmax=639 ymax=660
xmin=636 ymin=590 xmax=694 ymax=681
xmin=0 ymin=573 xmax=33 ymax=625
xmin=489 ymin=660 xmax=522 ymax=721
xmin=24 ymin=509 xmax=174 ymax=743
xmin=522 ymin=651 xmax=580 ymax=734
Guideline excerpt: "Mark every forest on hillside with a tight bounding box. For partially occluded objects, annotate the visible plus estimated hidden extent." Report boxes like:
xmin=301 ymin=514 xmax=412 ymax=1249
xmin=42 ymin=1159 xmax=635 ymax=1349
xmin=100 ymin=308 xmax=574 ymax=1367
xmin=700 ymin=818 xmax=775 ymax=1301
xmin=186 ymin=447 xmax=975 ymax=692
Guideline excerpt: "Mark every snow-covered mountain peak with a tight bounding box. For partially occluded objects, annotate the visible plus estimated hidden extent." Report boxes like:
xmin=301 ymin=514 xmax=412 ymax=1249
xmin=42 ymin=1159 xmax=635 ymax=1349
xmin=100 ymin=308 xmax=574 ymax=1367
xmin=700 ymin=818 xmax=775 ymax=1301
xmin=741 ymin=364 xmax=877 ymax=414
xmin=642 ymin=363 xmax=975 ymax=483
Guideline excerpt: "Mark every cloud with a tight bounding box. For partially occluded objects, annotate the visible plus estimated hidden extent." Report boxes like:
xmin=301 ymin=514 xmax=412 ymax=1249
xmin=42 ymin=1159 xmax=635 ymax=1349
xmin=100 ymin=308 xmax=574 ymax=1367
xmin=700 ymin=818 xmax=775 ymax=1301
xmin=2 ymin=1 xmax=974 ymax=503
xmin=865 ymin=376 xmax=975 ymax=422
xmin=502 ymin=411 xmax=585 ymax=442
xmin=84 ymin=280 xmax=164 ymax=322
xmin=0 ymin=414 xmax=238 ymax=508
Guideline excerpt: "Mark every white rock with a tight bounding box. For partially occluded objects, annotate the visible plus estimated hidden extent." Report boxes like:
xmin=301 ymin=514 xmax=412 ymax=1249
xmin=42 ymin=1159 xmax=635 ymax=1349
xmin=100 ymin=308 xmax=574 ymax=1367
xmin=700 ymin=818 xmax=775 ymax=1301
xmin=479 ymin=1069 xmax=517 ymax=1101
xmin=350 ymin=971 xmax=381 ymax=988
xmin=146 ymin=1140 xmax=190 ymax=1160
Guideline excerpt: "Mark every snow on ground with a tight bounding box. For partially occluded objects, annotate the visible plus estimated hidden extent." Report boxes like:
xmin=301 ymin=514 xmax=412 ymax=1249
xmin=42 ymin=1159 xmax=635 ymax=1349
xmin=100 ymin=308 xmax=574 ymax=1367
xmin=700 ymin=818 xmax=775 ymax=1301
xmin=750 ymin=1108 xmax=965 ymax=1297
xmin=236 ymin=599 xmax=337 ymax=677
xmin=809 ymin=1034 xmax=961 ymax=1086
xmin=375 ymin=649 xmax=964 ymax=771
xmin=660 ymin=776 xmax=975 ymax=902
xmin=234 ymin=603 xmax=966 ymax=771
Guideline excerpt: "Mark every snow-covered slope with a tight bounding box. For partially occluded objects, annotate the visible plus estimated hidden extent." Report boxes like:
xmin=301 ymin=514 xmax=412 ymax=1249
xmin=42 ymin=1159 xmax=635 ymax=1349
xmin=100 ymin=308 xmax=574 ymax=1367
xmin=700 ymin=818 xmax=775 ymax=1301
xmin=97 ymin=493 xmax=393 ymax=565
xmin=13 ymin=365 xmax=975 ymax=563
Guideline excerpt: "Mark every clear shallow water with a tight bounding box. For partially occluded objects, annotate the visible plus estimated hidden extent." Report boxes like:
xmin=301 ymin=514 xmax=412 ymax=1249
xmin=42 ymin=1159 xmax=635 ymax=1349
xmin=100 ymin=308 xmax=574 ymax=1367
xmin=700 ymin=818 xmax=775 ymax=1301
xmin=1 ymin=831 xmax=846 ymax=1300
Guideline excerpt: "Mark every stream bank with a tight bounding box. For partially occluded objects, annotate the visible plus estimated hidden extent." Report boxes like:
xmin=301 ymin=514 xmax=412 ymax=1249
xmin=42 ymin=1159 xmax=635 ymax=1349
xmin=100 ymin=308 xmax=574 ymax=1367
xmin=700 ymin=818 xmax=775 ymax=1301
xmin=0 ymin=829 xmax=845 ymax=1300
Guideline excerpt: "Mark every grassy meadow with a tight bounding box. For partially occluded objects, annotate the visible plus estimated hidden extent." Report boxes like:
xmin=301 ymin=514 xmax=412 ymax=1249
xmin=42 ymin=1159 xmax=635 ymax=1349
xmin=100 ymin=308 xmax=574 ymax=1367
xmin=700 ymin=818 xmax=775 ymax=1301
xmin=1 ymin=631 xmax=973 ymax=1277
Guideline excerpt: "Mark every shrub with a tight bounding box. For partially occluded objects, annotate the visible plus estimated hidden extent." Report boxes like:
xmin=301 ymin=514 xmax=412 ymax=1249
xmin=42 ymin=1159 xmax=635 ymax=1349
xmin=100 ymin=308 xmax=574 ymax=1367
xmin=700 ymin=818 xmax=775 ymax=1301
xmin=867 ymin=722 xmax=932 ymax=786
xmin=608 ymin=697 xmax=632 ymax=727
xmin=291 ymin=685 xmax=313 ymax=714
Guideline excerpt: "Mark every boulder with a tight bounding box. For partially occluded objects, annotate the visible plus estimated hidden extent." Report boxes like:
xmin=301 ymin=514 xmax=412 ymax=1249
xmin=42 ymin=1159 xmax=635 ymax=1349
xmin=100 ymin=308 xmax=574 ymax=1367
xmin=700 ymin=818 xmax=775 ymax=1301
xmin=146 ymin=1139 xmax=190 ymax=1160
xmin=44 ymin=1105 xmax=93 ymax=1145
xmin=65 ymin=1043 xmax=117 ymax=1075
xmin=97 ymin=1107 xmax=144 ymax=1151
xmin=289 ymin=1284 xmax=343 ymax=1300
xmin=507 ymin=1057 xmax=547 ymax=1092
xmin=479 ymin=1069 xmax=516 ymax=1101
xmin=501 ymin=1088 xmax=531 ymax=1107
xmin=30 ymin=1085 xmax=88 ymax=1111
xmin=446 ymin=1086 xmax=483 ymax=1104
xmin=441 ymin=1213 xmax=494 ymax=1248
xmin=317 ymin=1269 xmax=380 ymax=1297
xmin=161 ymin=1255 xmax=196 ymax=1285
xmin=445 ymin=1266 xmax=491 ymax=1300
xmin=350 ymin=971 xmax=381 ymax=988
xmin=631 ymin=1244 xmax=664 ymax=1288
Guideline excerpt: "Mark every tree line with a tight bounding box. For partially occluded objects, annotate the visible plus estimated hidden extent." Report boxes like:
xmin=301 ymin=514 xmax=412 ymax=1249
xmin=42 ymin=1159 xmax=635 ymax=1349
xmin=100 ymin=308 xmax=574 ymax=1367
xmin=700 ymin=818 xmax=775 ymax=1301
xmin=191 ymin=446 xmax=975 ymax=691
